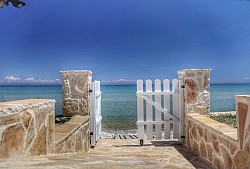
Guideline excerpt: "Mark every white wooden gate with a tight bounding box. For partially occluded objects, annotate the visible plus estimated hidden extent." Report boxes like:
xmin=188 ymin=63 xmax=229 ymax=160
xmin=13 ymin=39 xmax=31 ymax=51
xmin=136 ymin=79 xmax=184 ymax=145
xmin=90 ymin=81 xmax=102 ymax=147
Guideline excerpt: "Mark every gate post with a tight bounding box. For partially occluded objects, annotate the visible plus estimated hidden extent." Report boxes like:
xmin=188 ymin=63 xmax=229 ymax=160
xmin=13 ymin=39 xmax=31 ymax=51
xmin=177 ymin=69 xmax=211 ymax=144
xmin=61 ymin=70 xmax=92 ymax=116
xmin=178 ymin=69 xmax=211 ymax=115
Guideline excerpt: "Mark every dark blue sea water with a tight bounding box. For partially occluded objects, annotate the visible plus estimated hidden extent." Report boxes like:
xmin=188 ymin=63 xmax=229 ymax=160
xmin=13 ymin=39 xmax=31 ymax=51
xmin=0 ymin=84 xmax=250 ymax=132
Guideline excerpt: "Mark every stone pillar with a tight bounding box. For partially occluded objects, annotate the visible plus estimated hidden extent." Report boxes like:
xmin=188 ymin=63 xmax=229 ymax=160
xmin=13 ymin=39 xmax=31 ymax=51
xmin=236 ymin=95 xmax=250 ymax=150
xmin=61 ymin=70 xmax=92 ymax=117
xmin=178 ymin=69 xmax=211 ymax=115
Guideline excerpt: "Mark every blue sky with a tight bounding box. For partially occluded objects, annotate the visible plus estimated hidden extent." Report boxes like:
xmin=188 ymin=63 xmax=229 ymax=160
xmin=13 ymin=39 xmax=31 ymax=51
xmin=0 ymin=0 xmax=250 ymax=85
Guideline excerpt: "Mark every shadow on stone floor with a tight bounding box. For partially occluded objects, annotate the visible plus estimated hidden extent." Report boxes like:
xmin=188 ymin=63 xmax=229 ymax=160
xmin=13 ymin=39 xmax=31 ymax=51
xmin=151 ymin=140 xmax=212 ymax=169
xmin=113 ymin=140 xmax=212 ymax=169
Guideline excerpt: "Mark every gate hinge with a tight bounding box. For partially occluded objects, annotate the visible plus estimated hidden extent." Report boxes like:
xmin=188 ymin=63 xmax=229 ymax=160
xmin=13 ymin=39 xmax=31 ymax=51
xmin=89 ymin=89 xmax=93 ymax=92
xmin=90 ymin=132 xmax=93 ymax=135
xmin=181 ymin=85 xmax=185 ymax=89
xmin=181 ymin=136 xmax=185 ymax=139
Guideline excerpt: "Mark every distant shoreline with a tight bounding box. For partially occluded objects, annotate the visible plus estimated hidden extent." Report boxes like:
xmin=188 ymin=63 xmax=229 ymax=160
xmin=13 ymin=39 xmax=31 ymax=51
xmin=0 ymin=84 xmax=62 ymax=87
xmin=1 ymin=83 xmax=250 ymax=87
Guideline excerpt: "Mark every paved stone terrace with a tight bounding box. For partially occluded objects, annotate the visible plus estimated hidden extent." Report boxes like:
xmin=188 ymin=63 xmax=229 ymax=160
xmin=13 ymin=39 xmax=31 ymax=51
xmin=0 ymin=139 xmax=211 ymax=169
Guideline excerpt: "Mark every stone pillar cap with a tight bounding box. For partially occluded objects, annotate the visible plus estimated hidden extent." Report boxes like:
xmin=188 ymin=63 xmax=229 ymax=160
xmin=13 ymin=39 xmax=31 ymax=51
xmin=236 ymin=95 xmax=250 ymax=99
xmin=60 ymin=70 xmax=92 ymax=73
xmin=177 ymin=69 xmax=212 ymax=73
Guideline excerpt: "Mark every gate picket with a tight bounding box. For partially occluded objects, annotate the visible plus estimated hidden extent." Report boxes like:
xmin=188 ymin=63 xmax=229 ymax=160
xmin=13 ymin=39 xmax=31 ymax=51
xmin=163 ymin=79 xmax=170 ymax=139
xmin=137 ymin=80 xmax=144 ymax=142
xmin=172 ymin=79 xmax=179 ymax=139
xmin=155 ymin=79 xmax=162 ymax=139
xmin=146 ymin=80 xmax=153 ymax=140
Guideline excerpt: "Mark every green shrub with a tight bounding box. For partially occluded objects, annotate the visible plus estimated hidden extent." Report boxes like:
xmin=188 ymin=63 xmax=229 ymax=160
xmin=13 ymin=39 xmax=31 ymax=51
xmin=209 ymin=113 xmax=237 ymax=128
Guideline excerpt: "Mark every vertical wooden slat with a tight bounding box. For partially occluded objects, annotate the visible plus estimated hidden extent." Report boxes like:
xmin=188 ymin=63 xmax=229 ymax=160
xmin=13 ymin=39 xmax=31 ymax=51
xmin=172 ymin=79 xmax=179 ymax=139
xmin=137 ymin=80 xmax=144 ymax=141
xmin=90 ymin=82 xmax=96 ymax=147
xmin=95 ymin=81 xmax=102 ymax=141
xmin=146 ymin=80 xmax=153 ymax=140
xmin=178 ymin=79 xmax=184 ymax=142
xmin=155 ymin=79 xmax=162 ymax=139
xmin=163 ymin=79 xmax=171 ymax=139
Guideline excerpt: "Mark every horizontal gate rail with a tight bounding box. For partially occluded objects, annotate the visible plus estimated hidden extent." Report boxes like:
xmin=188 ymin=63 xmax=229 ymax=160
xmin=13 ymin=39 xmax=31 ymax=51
xmin=138 ymin=95 xmax=178 ymax=121
xmin=136 ymin=120 xmax=180 ymax=125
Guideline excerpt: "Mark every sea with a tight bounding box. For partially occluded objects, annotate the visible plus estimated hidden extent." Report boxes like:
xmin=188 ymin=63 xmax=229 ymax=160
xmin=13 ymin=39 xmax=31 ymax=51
xmin=0 ymin=84 xmax=250 ymax=133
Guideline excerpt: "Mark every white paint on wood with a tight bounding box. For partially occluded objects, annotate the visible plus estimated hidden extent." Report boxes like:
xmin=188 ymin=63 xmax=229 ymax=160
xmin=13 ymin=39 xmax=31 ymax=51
xmin=141 ymin=96 xmax=178 ymax=120
xmin=178 ymin=79 xmax=184 ymax=142
xmin=146 ymin=80 xmax=153 ymax=140
xmin=163 ymin=79 xmax=170 ymax=139
xmin=137 ymin=80 xmax=144 ymax=141
xmin=137 ymin=120 xmax=179 ymax=125
xmin=172 ymin=79 xmax=179 ymax=139
xmin=136 ymin=78 xmax=183 ymax=143
xmin=90 ymin=81 xmax=102 ymax=147
xmin=155 ymin=79 xmax=162 ymax=139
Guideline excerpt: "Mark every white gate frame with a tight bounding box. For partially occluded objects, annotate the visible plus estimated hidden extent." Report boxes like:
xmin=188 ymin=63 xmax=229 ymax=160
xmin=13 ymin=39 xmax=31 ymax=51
xmin=136 ymin=79 xmax=184 ymax=145
xmin=90 ymin=80 xmax=102 ymax=147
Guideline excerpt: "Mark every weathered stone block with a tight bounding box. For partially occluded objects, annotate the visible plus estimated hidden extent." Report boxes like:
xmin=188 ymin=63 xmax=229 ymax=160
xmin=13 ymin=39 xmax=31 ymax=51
xmin=191 ymin=124 xmax=198 ymax=141
xmin=29 ymin=124 xmax=47 ymax=155
xmin=192 ymin=141 xmax=199 ymax=154
xmin=233 ymin=146 xmax=250 ymax=169
xmin=219 ymin=137 xmax=229 ymax=149
xmin=221 ymin=146 xmax=234 ymax=169
xmin=178 ymin=69 xmax=211 ymax=115
xmin=213 ymin=156 xmax=224 ymax=169
xmin=0 ymin=123 xmax=25 ymax=157
xmin=75 ymin=132 xmax=83 ymax=152
xmin=185 ymin=79 xmax=198 ymax=104
xmin=237 ymin=102 xmax=248 ymax=150
xmin=54 ymin=116 xmax=90 ymax=154
xmin=21 ymin=111 xmax=32 ymax=130
xmin=65 ymin=134 xmax=76 ymax=153
xmin=229 ymin=142 xmax=237 ymax=155
xmin=197 ymin=125 xmax=204 ymax=138
xmin=47 ymin=113 xmax=55 ymax=154
xmin=211 ymin=133 xmax=221 ymax=155
xmin=206 ymin=143 xmax=213 ymax=162
xmin=61 ymin=70 xmax=92 ymax=116
xmin=200 ymin=140 xmax=207 ymax=158
xmin=24 ymin=118 xmax=35 ymax=151
xmin=0 ymin=113 xmax=20 ymax=125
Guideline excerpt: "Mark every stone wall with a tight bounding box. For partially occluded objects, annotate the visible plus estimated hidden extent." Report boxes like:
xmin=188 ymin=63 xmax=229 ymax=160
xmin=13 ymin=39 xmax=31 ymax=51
xmin=0 ymin=99 xmax=55 ymax=157
xmin=178 ymin=69 xmax=211 ymax=115
xmin=55 ymin=115 xmax=90 ymax=154
xmin=185 ymin=97 xmax=250 ymax=169
xmin=186 ymin=113 xmax=238 ymax=169
xmin=61 ymin=70 xmax=92 ymax=116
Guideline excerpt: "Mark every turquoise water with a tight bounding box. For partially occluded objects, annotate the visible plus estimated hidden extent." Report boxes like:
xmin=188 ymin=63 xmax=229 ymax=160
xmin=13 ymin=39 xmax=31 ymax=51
xmin=210 ymin=84 xmax=250 ymax=112
xmin=0 ymin=84 xmax=250 ymax=132
xmin=0 ymin=86 xmax=63 ymax=116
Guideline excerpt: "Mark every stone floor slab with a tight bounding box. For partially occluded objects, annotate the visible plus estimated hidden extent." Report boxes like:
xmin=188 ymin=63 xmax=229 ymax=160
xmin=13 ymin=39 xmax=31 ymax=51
xmin=0 ymin=139 xmax=212 ymax=169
